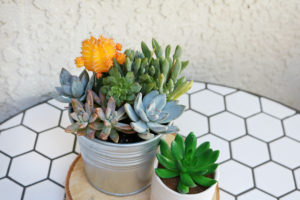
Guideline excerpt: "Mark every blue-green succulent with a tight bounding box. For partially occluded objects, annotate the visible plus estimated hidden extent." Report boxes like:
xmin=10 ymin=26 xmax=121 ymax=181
xmin=124 ymin=90 xmax=185 ymax=140
xmin=55 ymin=68 xmax=94 ymax=103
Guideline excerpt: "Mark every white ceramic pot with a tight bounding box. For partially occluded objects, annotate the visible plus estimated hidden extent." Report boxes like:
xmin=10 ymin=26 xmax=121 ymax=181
xmin=150 ymin=161 xmax=219 ymax=200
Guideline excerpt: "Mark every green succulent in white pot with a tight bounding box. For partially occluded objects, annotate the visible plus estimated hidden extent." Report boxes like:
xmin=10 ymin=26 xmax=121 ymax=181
xmin=54 ymin=36 xmax=193 ymax=196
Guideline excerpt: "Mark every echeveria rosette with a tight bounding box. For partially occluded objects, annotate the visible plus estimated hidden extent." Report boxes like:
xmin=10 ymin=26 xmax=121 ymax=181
xmin=65 ymin=90 xmax=98 ymax=139
xmin=155 ymin=132 xmax=220 ymax=194
xmin=124 ymin=90 xmax=185 ymax=140
xmin=91 ymin=96 xmax=135 ymax=143
xmin=101 ymin=66 xmax=142 ymax=107
xmin=55 ymin=68 xmax=94 ymax=103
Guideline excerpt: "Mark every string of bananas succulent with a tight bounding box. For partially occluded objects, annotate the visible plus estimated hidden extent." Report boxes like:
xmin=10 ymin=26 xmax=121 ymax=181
xmin=155 ymin=132 xmax=219 ymax=194
xmin=55 ymin=68 xmax=94 ymax=103
xmin=101 ymin=38 xmax=193 ymax=101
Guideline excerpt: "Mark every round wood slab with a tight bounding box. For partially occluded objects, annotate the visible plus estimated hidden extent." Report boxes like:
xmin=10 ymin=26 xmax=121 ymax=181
xmin=65 ymin=155 xmax=220 ymax=200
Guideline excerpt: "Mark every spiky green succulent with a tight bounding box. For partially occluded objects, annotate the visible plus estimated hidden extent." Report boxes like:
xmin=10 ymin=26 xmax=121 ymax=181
xmin=55 ymin=68 xmax=94 ymax=103
xmin=101 ymin=66 xmax=142 ymax=107
xmin=124 ymin=90 xmax=184 ymax=140
xmin=106 ymin=38 xmax=193 ymax=100
xmin=91 ymin=95 xmax=135 ymax=143
xmin=155 ymin=132 xmax=219 ymax=194
xmin=65 ymin=90 xmax=98 ymax=139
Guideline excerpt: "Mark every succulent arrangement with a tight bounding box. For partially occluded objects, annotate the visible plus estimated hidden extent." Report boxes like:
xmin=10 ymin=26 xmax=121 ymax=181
xmin=55 ymin=35 xmax=193 ymax=143
xmin=155 ymin=132 xmax=219 ymax=194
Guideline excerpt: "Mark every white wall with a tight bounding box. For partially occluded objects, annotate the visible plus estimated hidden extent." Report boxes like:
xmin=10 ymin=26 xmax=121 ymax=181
xmin=0 ymin=0 xmax=300 ymax=122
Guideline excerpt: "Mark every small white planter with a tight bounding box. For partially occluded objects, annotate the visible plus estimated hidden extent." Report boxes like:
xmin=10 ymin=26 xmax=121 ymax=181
xmin=150 ymin=161 xmax=219 ymax=200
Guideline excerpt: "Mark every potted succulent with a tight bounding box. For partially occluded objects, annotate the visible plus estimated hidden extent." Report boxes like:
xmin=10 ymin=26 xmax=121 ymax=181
xmin=150 ymin=132 xmax=219 ymax=200
xmin=54 ymin=35 xmax=193 ymax=196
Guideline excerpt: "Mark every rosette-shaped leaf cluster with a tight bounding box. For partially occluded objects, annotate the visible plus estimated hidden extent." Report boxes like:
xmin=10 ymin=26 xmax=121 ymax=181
xmin=155 ymin=132 xmax=219 ymax=194
xmin=55 ymin=68 xmax=94 ymax=103
xmin=124 ymin=90 xmax=184 ymax=140
xmin=91 ymin=95 xmax=135 ymax=143
xmin=65 ymin=91 xmax=98 ymax=138
xmin=101 ymin=66 xmax=142 ymax=107
xmin=109 ymin=38 xmax=193 ymax=100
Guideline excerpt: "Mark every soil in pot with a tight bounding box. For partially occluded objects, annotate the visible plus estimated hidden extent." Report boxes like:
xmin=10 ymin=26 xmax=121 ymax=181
xmin=158 ymin=164 xmax=214 ymax=194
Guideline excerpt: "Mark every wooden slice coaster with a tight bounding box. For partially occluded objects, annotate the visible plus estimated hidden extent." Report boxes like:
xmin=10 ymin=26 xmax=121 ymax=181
xmin=65 ymin=155 xmax=220 ymax=200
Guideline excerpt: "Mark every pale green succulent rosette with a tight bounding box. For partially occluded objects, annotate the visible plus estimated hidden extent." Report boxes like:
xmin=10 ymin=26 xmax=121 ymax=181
xmin=124 ymin=90 xmax=185 ymax=140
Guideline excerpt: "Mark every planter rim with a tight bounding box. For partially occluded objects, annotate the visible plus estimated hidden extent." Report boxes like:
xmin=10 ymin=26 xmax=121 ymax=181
xmin=153 ymin=160 xmax=219 ymax=197
xmin=80 ymin=134 xmax=161 ymax=148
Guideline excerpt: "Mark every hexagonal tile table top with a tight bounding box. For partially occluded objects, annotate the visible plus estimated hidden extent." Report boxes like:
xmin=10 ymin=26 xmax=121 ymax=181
xmin=0 ymin=82 xmax=299 ymax=200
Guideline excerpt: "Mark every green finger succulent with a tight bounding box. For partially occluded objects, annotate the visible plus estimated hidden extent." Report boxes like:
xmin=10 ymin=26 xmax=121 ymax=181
xmin=101 ymin=65 xmax=142 ymax=107
xmin=55 ymin=68 xmax=94 ymax=103
xmin=110 ymin=38 xmax=193 ymax=100
xmin=155 ymin=132 xmax=219 ymax=194
xmin=124 ymin=90 xmax=185 ymax=140
xmin=65 ymin=90 xmax=98 ymax=139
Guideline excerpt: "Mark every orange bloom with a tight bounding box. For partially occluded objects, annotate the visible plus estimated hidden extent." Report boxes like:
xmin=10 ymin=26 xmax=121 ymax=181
xmin=115 ymin=52 xmax=126 ymax=65
xmin=75 ymin=36 xmax=126 ymax=78
xmin=75 ymin=57 xmax=84 ymax=68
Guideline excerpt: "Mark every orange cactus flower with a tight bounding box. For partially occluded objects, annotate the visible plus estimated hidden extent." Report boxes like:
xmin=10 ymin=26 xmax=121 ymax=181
xmin=75 ymin=36 xmax=126 ymax=78
xmin=115 ymin=52 xmax=126 ymax=65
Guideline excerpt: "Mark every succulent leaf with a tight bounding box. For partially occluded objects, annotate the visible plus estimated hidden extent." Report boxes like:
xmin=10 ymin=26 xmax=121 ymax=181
xmin=60 ymin=68 xmax=72 ymax=85
xmin=124 ymin=104 xmax=139 ymax=122
xmin=147 ymin=122 xmax=168 ymax=133
xmin=180 ymin=173 xmax=196 ymax=188
xmin=138 ymin=132 xmax=154 ymax=140
xmin=177 ymin=180 xmax=189 ymax=194
xmin=192 ymin=175 xmax=217 ymax=187
xmin=131 ymin=120 xmax=148 ymax=133
xmin=160 ymin=139 xmax=174 ymax=160
xmin=143 ymin=90 xmax=159 ymax=108
xmin=156 ymin=153 xmax=177 ymax=170
xmin=155 ymin=168 xmax=179 ymax=179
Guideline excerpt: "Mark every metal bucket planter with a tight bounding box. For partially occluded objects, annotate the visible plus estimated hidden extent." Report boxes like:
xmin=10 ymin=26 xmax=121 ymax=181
xmin=69 ymin=104 xmax=161 ymax=195
xmin=78 ymin=135 xmax=161 ymax=196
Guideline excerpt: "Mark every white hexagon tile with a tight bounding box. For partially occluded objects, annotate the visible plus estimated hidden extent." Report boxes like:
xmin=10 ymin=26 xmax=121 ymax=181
xmin=232 ymin=136 xmax=269 ymax=167
xmin=247 ymin=113 xmax=284 ymax=142
xmin=270 ymin=138 xmax=300 ymax=169
xmin=23 ymin=103 xmax=61 ymax=132
xmin=50 ymin=153 xmax=77 ymax=186
xmin=284 ymin=114 xmax=300 ymax=141
xmin=173 ymin=110 xmax=208 ymax=137
xmin=36 ymin=127 xmax=75 ymax=159
xmin=219 ymin=160 xmax=254 ymax=195
xmin=0 ymin=178 xmax=23 ymax=200
xmin=210 ymin=112 xmax=246 ymax=141
xmin=238 ymin=189 xmax=276 ymax=200
xmin=0 ymin=126 xmax=36 ymax=157
xmin=23 ymin=180 xmax=65 ymax=200
xmin=0 ymin=152 xmax=10 ymax=178
xmin=254 ymin=162 xmax=295 ymax=197
xmin=9 ymin=152 xmax=50 ymax=186
xmin=1 ymin=82 xmax=300 ymax=199
xmin=191 ymin=90 xmax=225 ymax=116
xmin=226 ymin=91 xmax=261 ymax=117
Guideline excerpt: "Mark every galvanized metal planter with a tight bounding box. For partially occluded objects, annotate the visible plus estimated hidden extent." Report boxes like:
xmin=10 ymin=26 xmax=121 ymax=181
xmin=69 ymin=104 xmax=161 ymax=196
xmin=77 ymin=134 xmax=161 ymax=196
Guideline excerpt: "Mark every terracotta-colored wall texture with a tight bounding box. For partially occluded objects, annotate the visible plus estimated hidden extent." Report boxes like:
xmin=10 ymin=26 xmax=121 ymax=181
xmin=0 ymin=0 xmax=300 ymax=122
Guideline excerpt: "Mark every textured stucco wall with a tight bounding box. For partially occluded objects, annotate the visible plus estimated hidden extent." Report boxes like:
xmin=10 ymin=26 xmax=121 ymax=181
xmin=0 ymin=0 xmax=300 ymax=122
